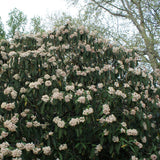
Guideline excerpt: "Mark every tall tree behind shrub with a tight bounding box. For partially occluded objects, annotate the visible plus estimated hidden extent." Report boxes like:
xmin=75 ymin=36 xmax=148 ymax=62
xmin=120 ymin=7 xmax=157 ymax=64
xmin=7 ymin=8 xmax=27 ymax=38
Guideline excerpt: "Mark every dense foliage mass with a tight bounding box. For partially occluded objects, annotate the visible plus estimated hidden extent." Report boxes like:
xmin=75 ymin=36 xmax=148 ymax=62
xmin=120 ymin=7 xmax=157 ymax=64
xmin=0 ymin=24 xmax=160 ymax=160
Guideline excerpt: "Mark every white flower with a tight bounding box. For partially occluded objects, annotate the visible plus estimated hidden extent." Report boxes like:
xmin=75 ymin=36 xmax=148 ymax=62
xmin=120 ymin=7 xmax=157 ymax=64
xmin=9 ymin=51 xmax=17 ymax=57
xmin=59 ymin=144 xmax=67 ymax=151
xmin=13 ymin=74 xmax=20 ymax=80
xmin=95 ymin=144 xmax=103 ymax=154
xmin=69 ymin=118 xmax=79 ymax=126
xmin=87 ymin=94 xmax=92 ymax=101
xmin=44 ymin=74 xmax=50 ymax=79
xmin=42 ymin=146 xmax=51 ymax=155
xmin=150 ymin=154 xmax=157 ymax=160
xmin=102 ymin=104 xmax=110 ymax=115
xmin=130 ymin=109 xmax=136 ymax=115
xmin=11 ymin=90 xmax=17 ymax=99
xmin=126 ymin=129 xmax=138 ymax=136
xmin=114 ymin=82 xmax=119 ymax=87
xmin=108 ymin=87 xmax=115 ymax=94
xmin=77 ymin=96 xmax=86 ymax=104
xmin=53 ymin=117 xmax=61 ymax=124
xmin=83 ymin=107 xmax=93 ymax=115
xmin=132 ymin=92 xmax=141 ymax=102
xmin=65 ymin=85 xmax=75 ymax=91
xmin=97 ymin=83 xmax=103 ymax=88
xmin=103 ymin=129 xmax=109 ymax=136
xmin=45 ymin=80 xmax=52 ymax=87
xmin=20 ymin=87 xmax=27 ymax=93
xmin=51 ymin=75 xmax=56 ymax=80
xmin=12 ymin=149 xmax=22 ymax=157
xmin=41 ymin=95 xmax=50 ymax=102
xmin=105 ymin=114 xmax=117 ymax=123
xmin=112 ymin=136 xmax=119 ymax=143
xmin=134 ymin=68 xmax=141 ymax=75
xmin=57 ymin=120 xmax=65 ymax=128
xmin=1 ymin=131 xmax=8 ymax=138
xmin=3 ymin=120 xmax=17 ymax=132
xmin=25 ymin=143 xmax=35 ymax=151
xmin=131 ymin=155 xmax=138 ymax=160
xmin=33 ymin=147 xmax=41 ymax=154
xmin=16 ymin=143 xmax=25 ymax=150
xmin=121 ymin=122 xmax=127 ymax=128
xmin=4 ymin=87 xmax=13 ymax=95
xmin=143 ymin=122 xmax=147 ymax=130
xmin=79 ymin=117 xmax=85 ymax=123
xmin=141 ymin=136 xmax=147 ymax=143
xmin=121 ymin=128 xmax=126 ymax=133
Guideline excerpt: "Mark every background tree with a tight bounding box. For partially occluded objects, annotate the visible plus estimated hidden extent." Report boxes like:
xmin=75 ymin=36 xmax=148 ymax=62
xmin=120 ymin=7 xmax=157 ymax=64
xmin=0 ymin=17 xmax=6 ymax=40
xmin=44 ymin=11 xmax=112 ymax=38
xmin=66 ymin=0 xmax=160 ymax=69
xmin=30 ymin=16 xmax=45 ymax=34
xmin=7 ymin=8 xmax=27 ymax=38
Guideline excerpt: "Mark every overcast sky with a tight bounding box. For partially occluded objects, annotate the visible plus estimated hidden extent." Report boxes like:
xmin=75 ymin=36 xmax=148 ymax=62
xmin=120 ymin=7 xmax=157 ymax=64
xmin=0 ymin=0 xmax=78 ymax=26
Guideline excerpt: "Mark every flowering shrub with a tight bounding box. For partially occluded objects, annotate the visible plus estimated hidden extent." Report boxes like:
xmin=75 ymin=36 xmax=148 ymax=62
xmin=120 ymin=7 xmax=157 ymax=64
xmin=0 ymin=24 xmax=160 ymax=160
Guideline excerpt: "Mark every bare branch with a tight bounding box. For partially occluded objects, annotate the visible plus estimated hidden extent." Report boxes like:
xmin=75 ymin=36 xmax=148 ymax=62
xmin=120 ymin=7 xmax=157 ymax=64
xmin=91 ymin=0 xmax=128 ymax=18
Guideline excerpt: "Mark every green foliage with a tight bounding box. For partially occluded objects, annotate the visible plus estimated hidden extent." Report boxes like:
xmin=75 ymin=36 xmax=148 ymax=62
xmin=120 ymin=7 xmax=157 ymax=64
xmin=0 ymin=24 xmax=160 ymax=160
xmin=7 ymin=8 xmax=27 ymax=38
xmin=0 ymin=17 xmax=6 ymax=40
xmin=30 ymin=16 xmax=45 ymax=34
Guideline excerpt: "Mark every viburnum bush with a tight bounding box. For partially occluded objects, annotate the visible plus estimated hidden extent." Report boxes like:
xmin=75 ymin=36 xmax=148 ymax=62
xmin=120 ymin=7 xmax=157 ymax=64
xmin=0 ymin=23 xmax=160 ymax=160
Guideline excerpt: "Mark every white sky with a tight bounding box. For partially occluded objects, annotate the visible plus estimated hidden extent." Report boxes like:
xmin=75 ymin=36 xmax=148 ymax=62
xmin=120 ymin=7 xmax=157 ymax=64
xmin=0 ymin=0 xmax=78 ymax=26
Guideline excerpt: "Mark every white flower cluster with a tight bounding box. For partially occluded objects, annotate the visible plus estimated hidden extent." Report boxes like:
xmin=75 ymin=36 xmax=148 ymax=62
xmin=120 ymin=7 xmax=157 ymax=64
xmin=20 ymin=87 xmax=27 ymax=93
xmin=82 ymin=107 xmax=94 ymax=115
xmin=53 ymin=116 xmax=65 ymax=128
xmin=134 ymin=140 xmax=143 ymax=149
xmin=77 ymin=96 xmax=86 ymax=104
xmin=95 ymin=144 xmax=103 ymax=154
xmin=59 ymin=144 xmax=67 ymax=151
xmin=112 ymin=136 xmax=119 ymax=143
xmin=115 ymin=90 xmax=127 ymax=99
xmin=65 ymin=84 xmax=75 ymax=91
xmin=102 ymin=104 xmax=110 ymax=115
xmin=132 ymin=92 xmax=141 ymax=102
xmin=103 ymin=129 xmax=109 ymax=136
xmin=64 ymin=94 xmax=73 ymax=102
xmin=0 ymin=131 xmax=9 ymax=140
xmin=25 ymin=142 xmax=35 ymax=151
xmin=126 ymin=129 xmax=138 ymax=136
xmin=69 ymin=117 xmax=85 ymax=126
xmin=0 ymin=142 xmax=11 ymax=158
xmin=42 ymin=146 xmax=51 ymax=155
xmin=105 ymin=114 xmax=117 ymax=123
xmin=45 ymin=80 xmax=52 ymax=87
xmin=20 ymin=109 xmax=30 ymax=117
xmin=29 ymin=81 xmax=41 ymax=89
xmin=50 ymin=89 xmax=63 ymax=102
xmin=56 ymin=69 xmax=66 ymax=78
xmin=13 ymin=74 xmax=20 ymax=80
xmin=41 ymin=95 xmax=50 ymax=102
xmin=3 ymin=120 xmax=17 ymax=132
xmin=99 ymin=114 xmax=117 ymax=123
xmin=12 ymin=149 xmax=22 ymax=158
xmin=97 ymin=83 xmax=103 ymax=89
xmin=131 ymin=155 xmax=138 ymax=160
xmin=1 ymin=102 xmax=15 ymax=111
xmin=108 ymin=87 xmax=115 ymax=94
xmin=3 ymin=87 xmax=17 ymax=99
